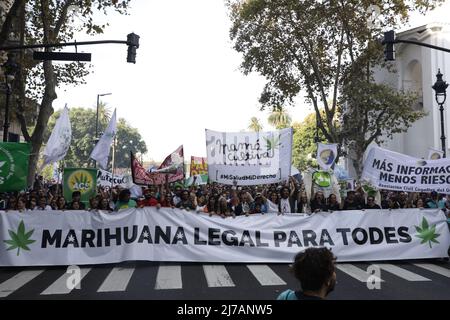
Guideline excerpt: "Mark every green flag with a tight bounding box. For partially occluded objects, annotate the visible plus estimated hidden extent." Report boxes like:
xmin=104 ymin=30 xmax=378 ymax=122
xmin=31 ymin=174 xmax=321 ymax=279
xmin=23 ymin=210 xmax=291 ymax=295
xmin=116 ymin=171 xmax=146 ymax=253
xmin=312 ymin=170 xmax=332 ymax=188
xmin=0 ymin=143 xmax=30 ymax=192
xmin=63 ymin=168 xmax=97 ymax=205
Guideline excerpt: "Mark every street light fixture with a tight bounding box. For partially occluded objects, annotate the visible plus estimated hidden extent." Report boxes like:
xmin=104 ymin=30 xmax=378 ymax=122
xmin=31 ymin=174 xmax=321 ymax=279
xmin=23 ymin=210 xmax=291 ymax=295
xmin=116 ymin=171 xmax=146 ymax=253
xmin=432 ymin=69 xmax=448 ymax=157
xmin=2 ymin=53 xmax=18 ymax=142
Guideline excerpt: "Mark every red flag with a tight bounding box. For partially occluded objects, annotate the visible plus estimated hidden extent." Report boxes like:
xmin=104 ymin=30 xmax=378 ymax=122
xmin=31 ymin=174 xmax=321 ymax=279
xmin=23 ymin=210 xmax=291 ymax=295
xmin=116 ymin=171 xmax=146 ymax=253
xmin=131 ymin=146 xmax=184 ymax=185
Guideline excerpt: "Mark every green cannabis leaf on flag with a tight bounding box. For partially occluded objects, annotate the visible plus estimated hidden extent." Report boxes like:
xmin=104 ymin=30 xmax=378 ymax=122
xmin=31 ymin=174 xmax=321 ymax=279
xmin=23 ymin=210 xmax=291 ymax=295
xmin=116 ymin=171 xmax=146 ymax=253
xmin=264 ymin=135 xmax=281 ymax=152
xmin=415 ymin=217 xmax=440 ymax=249
xmin=4 ymin=220 xmax=36 ymax=256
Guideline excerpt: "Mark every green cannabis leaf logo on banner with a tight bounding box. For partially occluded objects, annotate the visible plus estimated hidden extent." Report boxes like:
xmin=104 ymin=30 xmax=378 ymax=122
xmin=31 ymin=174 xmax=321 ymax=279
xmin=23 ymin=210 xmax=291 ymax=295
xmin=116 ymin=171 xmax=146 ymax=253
xmin=264 ymin=135 xmax=281 ymax=152
xmin=415 ymin=217 xmax=440 ymax=248
xmin=4 ymin=220 xmax=36 ymax=256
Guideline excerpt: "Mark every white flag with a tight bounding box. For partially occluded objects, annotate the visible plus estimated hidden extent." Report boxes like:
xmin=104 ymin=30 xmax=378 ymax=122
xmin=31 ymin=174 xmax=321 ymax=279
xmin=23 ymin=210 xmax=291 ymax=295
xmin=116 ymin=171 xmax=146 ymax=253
xmin=41 ymin=105 xmax=71 ymax=168
xmin=90 ymin=109 xmax=117 ymax=170
xmin=316 ymin=143 xmax=338 ymax=170
xmin=428 ymin=148 xmax=444 ymax=160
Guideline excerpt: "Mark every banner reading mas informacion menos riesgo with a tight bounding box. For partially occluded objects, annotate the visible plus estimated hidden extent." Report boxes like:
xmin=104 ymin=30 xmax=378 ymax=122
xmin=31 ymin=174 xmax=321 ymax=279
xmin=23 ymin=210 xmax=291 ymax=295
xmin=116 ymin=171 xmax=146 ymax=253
xmin=0 ymin=208 xmax=448 ymax=266
xmin=206 ymin=128 xmax=292 ymax=185
xmin=362 ymin=146 xmax=450 ymax=193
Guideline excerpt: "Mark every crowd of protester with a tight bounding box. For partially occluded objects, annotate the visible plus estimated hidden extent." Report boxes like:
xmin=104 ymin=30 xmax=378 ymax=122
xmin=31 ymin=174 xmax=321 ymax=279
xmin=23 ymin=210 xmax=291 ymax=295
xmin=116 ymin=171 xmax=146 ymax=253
xmin=1 ymin=175 xmax=450 ymax=222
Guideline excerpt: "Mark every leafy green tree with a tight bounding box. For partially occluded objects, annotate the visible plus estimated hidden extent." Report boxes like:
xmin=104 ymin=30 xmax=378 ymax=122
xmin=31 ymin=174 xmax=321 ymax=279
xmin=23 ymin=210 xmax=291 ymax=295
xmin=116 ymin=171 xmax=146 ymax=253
xmin=1 ymin=0 xmax=132 ymax=185
xmin=267 ymin=108 xmax=291 ymax=129
xmin=45 ymin=107 xmax=147 ymax=170
xmin=341 ymin=80 xmax=425 ymax=176
xmin=248 ymin=116 xmax=263 ymax=132
xmin=292 ymin=112 xmax=326 ymax=171
xmin=228 ymin=0 xmax=441 ymax=176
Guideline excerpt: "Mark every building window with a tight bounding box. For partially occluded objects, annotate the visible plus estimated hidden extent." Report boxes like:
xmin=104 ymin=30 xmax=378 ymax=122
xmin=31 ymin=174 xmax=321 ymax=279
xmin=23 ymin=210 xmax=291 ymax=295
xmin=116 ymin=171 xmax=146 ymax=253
xmin=403 ymin=60 xmax=423 ymax=111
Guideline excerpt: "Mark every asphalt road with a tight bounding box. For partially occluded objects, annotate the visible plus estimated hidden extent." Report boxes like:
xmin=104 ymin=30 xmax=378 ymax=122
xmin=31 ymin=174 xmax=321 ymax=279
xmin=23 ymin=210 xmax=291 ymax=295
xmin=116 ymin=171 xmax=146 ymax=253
xmin=0 ymin=259 xmax=449 ymax=300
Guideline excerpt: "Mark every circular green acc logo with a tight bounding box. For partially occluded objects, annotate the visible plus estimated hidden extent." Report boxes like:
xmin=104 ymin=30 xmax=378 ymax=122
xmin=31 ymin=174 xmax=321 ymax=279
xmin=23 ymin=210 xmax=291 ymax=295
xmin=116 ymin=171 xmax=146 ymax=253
xmin=0 ymin=147 xmax=15 ymax=185
xmin=67 ymin=170 xmax=95 ymax=194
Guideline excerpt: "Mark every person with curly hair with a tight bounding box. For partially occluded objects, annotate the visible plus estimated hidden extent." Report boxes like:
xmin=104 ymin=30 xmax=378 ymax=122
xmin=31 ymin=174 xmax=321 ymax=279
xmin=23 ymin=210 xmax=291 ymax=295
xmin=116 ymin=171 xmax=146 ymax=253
xmin=277 ymin=247 xmax=337 ymax=300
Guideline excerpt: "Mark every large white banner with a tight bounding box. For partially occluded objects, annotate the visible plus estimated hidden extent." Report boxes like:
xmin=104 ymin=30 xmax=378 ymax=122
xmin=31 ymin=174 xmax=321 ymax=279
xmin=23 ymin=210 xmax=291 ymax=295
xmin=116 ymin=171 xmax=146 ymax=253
xmin=0 ymin=208 xmax=448 ymax=266
xmin=206 ymin=128 xmax=292 ymax=185
xmin=362 ymin=146 xmax=450 ymax=193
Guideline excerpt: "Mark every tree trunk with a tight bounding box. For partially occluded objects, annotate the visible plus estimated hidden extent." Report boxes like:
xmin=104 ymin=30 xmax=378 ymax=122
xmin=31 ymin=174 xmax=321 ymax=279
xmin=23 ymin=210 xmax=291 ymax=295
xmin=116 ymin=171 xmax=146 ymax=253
xmin=351 ymin=148 xmax=365 ymax=179
xmin=27 ymin=60 xmax=57 ymax=186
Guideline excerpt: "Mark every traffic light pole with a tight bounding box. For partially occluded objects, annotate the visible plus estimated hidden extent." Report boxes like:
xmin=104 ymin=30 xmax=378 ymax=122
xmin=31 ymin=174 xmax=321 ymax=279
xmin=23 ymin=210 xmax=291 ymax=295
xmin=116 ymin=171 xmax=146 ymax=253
xmin=0 ymin=33 xmax=140 ymax=63
xmin=391 ymin=39 xmax=450 ymax=53
xmin=1 ymin=39 xmax=128 ymax=51
xmin=382 ymin=30 xmax=450 ymax=61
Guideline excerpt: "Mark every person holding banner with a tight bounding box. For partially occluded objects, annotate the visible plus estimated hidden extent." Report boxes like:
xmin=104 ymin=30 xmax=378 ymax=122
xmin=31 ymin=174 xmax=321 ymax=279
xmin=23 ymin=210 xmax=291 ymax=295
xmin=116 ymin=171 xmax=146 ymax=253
xmin=137 ymin=188 xmax=160 ymax=208
xmin=342 ymin=191 xmax=363 ymax=211
xmin=175 ymin=190 xmax=196 ymax=211
xmin=310 ymin=191 xmax=327 ymax=213
xmin=15 ymin=198 xmax=27 ymax=212
xmin=364 ymin=196 xmax=381 ymax=210
xmin=99 ymin=197 xmax=113 ymax=212
xmin=297 ymin=191 xmax=311 ymax=214
xmin=68 ymin=191 xmax=86 ymax=210
xmin=278 ymin=186 xmax=296 ymax=214
xmin=36 ymin=196 xmax=53 ymax=211
xmin=114 ymin=189 xmax=137 ymax=211
xmin=56 ymin=196 xmax=67 ymax=210
xmin=228 ymin=194 xmax=243 ymax=216
xmin=326 ymin=194 xmax=341 ymax=212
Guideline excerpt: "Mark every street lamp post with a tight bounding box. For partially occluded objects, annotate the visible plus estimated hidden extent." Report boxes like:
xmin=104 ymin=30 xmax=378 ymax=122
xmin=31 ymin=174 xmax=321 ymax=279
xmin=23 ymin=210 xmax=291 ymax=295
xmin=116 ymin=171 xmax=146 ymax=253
xmin=94 ymin=92 xmax=111 ymax=167
xmin=2 ymin=53 xmax=18 ymax=142
xmin=432 ymin=69 xmax=449 ymax=158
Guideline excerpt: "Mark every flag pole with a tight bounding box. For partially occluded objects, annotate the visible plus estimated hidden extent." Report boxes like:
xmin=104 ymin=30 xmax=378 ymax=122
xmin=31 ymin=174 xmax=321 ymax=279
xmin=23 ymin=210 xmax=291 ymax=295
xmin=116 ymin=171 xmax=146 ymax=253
xmin=56 ymin=161 xmax=60 ymax=196
xmin=110 ymin=134 xmax=117 ymax=194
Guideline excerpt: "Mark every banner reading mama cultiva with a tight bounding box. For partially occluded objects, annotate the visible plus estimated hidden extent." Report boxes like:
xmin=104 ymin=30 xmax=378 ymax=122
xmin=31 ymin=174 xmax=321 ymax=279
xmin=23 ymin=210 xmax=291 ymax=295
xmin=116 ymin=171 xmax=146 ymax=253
xmin=206 ymin=128 xmax=292 ymax=185
xmin=0 ymin=208 xmax=448 ymax=266
xmin=362 ymin=146 xmax=450 ymax=193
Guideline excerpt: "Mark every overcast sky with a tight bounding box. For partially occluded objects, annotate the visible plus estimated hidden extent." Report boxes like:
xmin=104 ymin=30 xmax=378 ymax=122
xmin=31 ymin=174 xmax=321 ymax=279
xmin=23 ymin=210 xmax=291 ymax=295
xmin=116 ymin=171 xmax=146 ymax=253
xmin=54 ymin=0 xmax=450 ymax=162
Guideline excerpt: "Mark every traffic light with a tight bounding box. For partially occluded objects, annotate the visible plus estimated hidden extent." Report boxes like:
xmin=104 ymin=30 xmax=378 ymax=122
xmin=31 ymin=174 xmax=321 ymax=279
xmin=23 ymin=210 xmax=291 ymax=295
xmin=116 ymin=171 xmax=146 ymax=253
xmin=126 ymin=33 xmax=140 ymax=64
xmin=383 ymin=30 xmax=395 ymax=61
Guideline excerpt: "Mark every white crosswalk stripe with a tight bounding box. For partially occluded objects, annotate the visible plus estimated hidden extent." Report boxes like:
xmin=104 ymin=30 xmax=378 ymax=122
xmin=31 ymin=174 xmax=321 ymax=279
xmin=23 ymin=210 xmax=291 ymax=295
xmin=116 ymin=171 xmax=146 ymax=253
xmin=203 ymin=265 xmax=235 ymax=287
xmin=336 ymin=264 xmax=384 ymax=283
xmin=374 ymin=264 xmax=430 ymax=281
xmin=1 ymin=262 xmax=449 ymax=297
xmin=413 ymin=263 xmax=450 ymax=278
xmin=0 ymin=270 xmax=44 ymax=298
xmin=41 ymin=267 xmax=91 ymax=295
xmin=98 ymin=266 xmax=135 ymax=292
xmin=247 ymin=265 xmax=286 ymax=286
xmin=155 ymin=265 xmax=182 ymax=290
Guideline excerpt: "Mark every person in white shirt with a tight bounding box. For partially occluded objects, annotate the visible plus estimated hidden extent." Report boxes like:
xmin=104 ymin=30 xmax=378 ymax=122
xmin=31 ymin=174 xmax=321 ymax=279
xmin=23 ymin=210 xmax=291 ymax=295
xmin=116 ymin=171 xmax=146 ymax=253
xmin=278 ymin=186 xmax=296 ymax=214
xmin=35 ymin=196 xmax=53 ymax=211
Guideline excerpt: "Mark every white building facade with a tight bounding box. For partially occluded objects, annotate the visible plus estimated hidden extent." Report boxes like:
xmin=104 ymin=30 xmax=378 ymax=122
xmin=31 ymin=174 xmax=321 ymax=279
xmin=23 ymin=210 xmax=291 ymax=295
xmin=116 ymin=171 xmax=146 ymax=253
xmin=346 ymin=23 xmax=450 ymax=178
